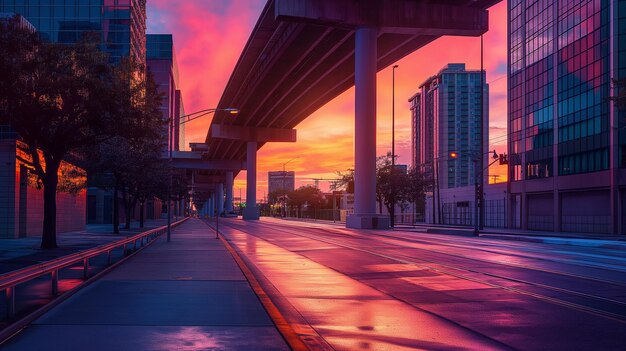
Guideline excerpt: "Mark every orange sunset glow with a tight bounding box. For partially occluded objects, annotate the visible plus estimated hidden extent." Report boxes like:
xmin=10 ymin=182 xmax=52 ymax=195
xmin=147 ymin=0 xmax=508 ymax=201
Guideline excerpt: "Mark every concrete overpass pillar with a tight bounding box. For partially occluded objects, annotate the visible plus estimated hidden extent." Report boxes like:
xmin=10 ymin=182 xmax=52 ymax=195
xmin=244 ymin=141 xmax=259 ymax=220
xmin=225 ymin=171 xmax=234 ymax=213
xmin=217 ymin=183 xmax=225 ymax=215
xmin=347 ymin=27 xmax=389 ymax=229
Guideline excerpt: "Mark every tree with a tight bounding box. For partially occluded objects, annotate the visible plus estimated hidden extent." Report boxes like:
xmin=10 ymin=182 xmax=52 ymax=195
xmin=407 ymin=167 xmax=428 ymax=221
xmin=84 ymin=58 xmax=166 ymax=232
xmin=268 ymin=188 xmax=290 ymax=216
xmin=268 ymin=188 xmax=289 ymax=204
xmin=609 ymin=78 xmax=626 ymax=109
xmin=288 ymin=185 xmax=324 ymax=216
xmin=331 ymin=169 xmax=355 ymax=193
xmin=1 ymin=21 xmax=119 ymax=248
xmin=376 ymin=152 xmax=412 ymax=225
xmin=333 ymin=153 xmax=429 ymax=224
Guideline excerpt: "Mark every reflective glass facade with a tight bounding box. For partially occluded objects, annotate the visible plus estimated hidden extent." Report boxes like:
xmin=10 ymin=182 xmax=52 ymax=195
xmin=509 ymin=0 xmax=614 ymax=180
xmin=0 ymin=0 xmax=146 ymax=64
xmin=147 ymin=34 xmax=184 ymax=152
xmin=508 ymin=0 xmax=626 ymax=234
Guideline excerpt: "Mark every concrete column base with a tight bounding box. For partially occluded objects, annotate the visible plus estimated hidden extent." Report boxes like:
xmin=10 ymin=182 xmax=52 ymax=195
xmin=346 ymin=214 xmax=390 ymax=229
xmin=243 ymin=207 xmax=260 ymax=220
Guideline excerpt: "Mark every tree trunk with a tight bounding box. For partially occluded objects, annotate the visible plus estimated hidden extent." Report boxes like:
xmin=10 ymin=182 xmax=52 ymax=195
xmin=390 ymin=196 xmax=395 ymax=227
xmin=123 ymin=191 xmax=131 ymax=230
xmin=41 ymin=168 xmax=59 ymax=249
xmin=386 ymin=203 xmax=393 ymax=225
xmin=113 ymin=182 xmax=120 ymax=234
xmin=139 ymin=200 xmax=145 ymax=228
xmin=128 ymin=197 xmax=137 ymax=229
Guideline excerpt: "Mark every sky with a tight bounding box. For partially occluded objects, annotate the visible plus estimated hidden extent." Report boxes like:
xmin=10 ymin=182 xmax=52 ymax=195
xmin=147 ymin=0 xmax=508 ymax=201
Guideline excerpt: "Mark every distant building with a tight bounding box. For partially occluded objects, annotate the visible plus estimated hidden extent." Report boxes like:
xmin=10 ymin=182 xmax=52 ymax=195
xmin=147 ymin=34 xmax=184 ymax=153
xmin=409 ymin=63 xmax=488 ymax=224
xmin=0 ymin=0 xmax=147 ymax=64
xmin=507 ymin=0 xmax=626 ymax=234
xmin=268 ymin=171 xmax=295 ymax=194
xmin=410 ymin=63 xmax=489 ymax=190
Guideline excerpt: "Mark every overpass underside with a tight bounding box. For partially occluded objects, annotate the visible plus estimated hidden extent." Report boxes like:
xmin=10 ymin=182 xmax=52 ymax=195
xmin=195 ymin=0 xmax=500 ymax=225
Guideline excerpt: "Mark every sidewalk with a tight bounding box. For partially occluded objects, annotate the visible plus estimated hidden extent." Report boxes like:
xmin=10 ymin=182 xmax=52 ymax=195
xmin=401 ymin=223 xmax=626 ymax=250
xmin=0 ymin=219 xmax=169 ymax=274
xmin=0 ymin=218 xmax=290 ymax=351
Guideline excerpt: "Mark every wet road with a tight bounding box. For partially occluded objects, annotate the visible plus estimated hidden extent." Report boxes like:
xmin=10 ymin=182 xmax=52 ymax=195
xmin=213 ymin=218 xmax=626 ymax=351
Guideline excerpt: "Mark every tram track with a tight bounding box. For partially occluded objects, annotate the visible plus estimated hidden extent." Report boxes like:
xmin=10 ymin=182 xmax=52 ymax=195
xmin=265 ymin=220 xmax=626 ymax=287
xmin=221 ymin=220 xmax=626 ymax=324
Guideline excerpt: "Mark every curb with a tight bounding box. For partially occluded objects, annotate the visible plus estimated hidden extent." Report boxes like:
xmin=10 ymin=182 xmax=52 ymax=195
xmin=479 ymin=234 xmax=626 ymax=250
xmin=203 ymin=219 xmax=333 ymax=351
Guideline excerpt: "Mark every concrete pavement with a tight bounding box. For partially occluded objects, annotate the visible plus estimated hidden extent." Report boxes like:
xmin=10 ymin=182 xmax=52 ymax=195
xmin=217 ymin=217 xmax=626 ymax=351
xmin=0 ymin=218 xmax=290 ymax=351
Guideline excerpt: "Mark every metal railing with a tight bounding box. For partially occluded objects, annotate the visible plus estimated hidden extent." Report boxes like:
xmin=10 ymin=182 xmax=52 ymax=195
xmin=0 ymin=217 xmax=189 ymax=324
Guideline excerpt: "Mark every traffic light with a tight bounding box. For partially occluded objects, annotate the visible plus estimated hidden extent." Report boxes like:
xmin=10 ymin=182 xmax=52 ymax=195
xmin=475 ymin=184 xmax=482 ymax=206
xmin=449 ymin=152 xmax=458 ymax=158
xmin=499 ymin=154 xmax=508 ymax=165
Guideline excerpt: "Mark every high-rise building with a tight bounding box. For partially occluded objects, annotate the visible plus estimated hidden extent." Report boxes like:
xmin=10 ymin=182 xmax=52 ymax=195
xmin=409 ymin=63 xmax=489 ymax=190
xmin=0 ymin=0 xmax=147 ymax=64
xmin=268 ymin=171 xmax=295 ymax=195
xmin=508 ymin=0 xmax=626 ymax=234
xmin=0 ymin=1 xmax=149 ymax=226
xmin=147 ymin=34 xmax=184 ymax=153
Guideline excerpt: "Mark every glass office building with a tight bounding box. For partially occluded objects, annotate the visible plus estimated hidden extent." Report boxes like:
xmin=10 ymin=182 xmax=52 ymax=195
xmin=147 ymin=34 xmax=184 ymax=153
xmin=0 ymin=0 xmax=146 ymax=64
xmin=508 ymin=0 xmax=626 ymax=234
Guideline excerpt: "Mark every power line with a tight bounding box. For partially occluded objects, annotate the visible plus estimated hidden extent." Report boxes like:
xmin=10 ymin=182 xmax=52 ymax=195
xmin=487 ymin=74 xmax=507 ymax=84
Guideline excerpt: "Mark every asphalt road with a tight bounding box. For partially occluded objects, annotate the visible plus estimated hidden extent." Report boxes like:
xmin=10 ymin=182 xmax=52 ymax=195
xmin=215 ymin=218 xmax=626 ymax=351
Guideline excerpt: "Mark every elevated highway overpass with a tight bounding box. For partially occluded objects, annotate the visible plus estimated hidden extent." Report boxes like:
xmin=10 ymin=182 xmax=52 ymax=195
xmin=184 ymin=0 xmax=501 ymax=226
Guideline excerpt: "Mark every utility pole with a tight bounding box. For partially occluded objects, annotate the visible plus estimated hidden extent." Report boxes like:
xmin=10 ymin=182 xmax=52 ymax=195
xmin=391 ymin=64 xmax=398 ymax=228
xmin=479 ymin=34 xmax=485 ymax=230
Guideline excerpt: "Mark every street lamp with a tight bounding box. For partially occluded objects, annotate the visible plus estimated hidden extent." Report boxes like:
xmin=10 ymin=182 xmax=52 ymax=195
xmin=428 ymin=150 xmax=497 ymax=230
xmin=391 ymin=64 xmax=398 ymax=227
xmin=166 ymin=107 xmax=239 ymax=242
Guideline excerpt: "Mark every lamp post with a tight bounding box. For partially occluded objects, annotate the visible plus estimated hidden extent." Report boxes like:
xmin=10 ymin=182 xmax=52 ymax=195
xmin=166 ymin=107 xmax=239 ymax=242
xmin=479 ymin=34 xmax=485 ymax=230
xmin=473 ymin=149 xmax=499 ymax=236
xmin=391 ymin=64 xmax=399 ymax=227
